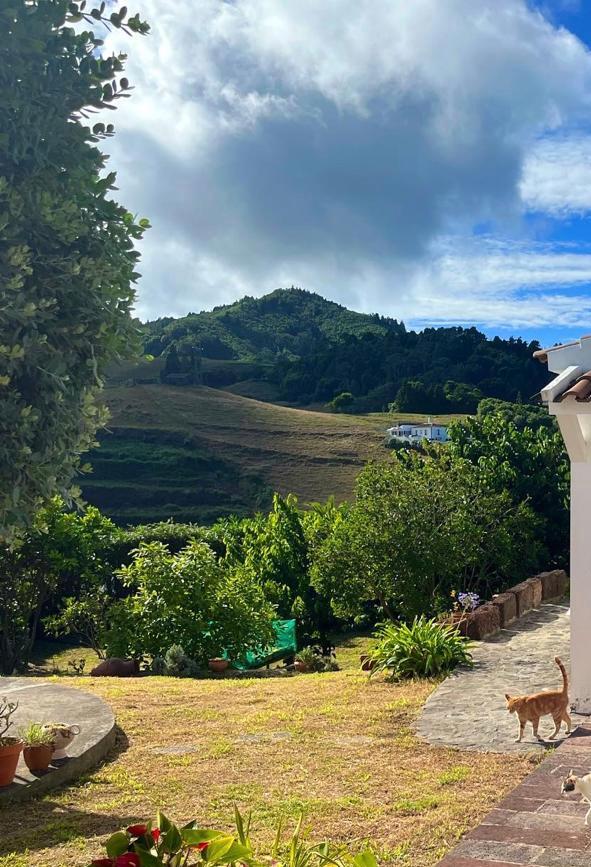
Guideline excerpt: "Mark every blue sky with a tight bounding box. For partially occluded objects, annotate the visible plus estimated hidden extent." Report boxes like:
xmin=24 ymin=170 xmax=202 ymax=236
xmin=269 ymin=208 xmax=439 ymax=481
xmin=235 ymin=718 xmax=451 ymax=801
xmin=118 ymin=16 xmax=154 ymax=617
xmin=104 ymin=0 xmax=591 ymax=347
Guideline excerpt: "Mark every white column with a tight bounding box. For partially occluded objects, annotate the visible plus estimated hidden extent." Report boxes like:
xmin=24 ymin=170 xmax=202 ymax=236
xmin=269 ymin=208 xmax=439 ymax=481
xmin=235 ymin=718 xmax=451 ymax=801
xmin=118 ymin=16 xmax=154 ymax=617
xmin=570 ymin=461 xmax=591 ymax=713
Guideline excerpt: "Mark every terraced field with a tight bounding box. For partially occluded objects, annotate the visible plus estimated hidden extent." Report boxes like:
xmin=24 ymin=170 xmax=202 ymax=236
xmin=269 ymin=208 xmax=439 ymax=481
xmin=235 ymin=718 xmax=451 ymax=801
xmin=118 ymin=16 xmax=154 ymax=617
xmin=82 ymin=384 xmax=464 ymax=525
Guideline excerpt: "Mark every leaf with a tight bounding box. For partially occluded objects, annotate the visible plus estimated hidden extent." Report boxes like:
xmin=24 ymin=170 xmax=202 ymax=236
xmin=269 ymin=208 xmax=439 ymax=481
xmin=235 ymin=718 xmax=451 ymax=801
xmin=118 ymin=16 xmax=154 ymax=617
xmin=353 ymin=851 xmax=378 ymax=867
xmin=106 ymin=831 xmax=130 ymax=858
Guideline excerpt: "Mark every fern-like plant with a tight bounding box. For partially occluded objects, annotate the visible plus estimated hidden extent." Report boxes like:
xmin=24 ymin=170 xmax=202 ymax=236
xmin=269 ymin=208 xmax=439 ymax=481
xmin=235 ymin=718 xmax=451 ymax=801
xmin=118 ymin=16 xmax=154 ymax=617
xmin=368 ymin=616 xmax=472 ymax=679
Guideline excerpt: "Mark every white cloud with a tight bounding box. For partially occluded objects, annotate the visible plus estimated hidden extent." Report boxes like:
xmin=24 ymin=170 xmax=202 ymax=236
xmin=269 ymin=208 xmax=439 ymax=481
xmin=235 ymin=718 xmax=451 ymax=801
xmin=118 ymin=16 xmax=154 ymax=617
xmin=100 ymin=0 xmax=591 ymax=327
xmin=521 ymin=134 xmax=591 ymax=215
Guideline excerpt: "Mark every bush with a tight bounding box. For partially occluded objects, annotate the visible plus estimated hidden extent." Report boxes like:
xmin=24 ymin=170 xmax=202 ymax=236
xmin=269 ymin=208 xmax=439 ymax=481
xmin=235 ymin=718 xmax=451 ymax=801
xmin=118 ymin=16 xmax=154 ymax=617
xmin=368 ymin=617 xmax=473 ymax=679
xmin=163 ymin=645 xmax=199 ymax=678
xmin=106 ymin=540 xmax=275 ymax=665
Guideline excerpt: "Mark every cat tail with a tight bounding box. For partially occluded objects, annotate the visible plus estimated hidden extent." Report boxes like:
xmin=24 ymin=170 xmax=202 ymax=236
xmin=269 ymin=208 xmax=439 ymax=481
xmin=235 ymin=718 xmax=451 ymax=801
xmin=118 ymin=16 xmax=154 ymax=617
xmin=555 ymin=656 xmax=568 ymax=694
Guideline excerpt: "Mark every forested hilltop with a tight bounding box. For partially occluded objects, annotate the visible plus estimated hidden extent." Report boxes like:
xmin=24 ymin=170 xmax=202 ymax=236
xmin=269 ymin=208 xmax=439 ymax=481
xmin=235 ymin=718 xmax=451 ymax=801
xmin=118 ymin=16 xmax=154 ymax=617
xmin=140 ymin=288 xmax=548 ymax=413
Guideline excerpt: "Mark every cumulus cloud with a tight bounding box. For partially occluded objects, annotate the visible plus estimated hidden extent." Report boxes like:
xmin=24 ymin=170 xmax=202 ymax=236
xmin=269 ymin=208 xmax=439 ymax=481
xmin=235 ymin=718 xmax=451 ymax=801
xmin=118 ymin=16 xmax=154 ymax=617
xmin=102 ymin=0 xmax=591 ymax=326
xmin=521 ymin=133 xmax=591 ymax=215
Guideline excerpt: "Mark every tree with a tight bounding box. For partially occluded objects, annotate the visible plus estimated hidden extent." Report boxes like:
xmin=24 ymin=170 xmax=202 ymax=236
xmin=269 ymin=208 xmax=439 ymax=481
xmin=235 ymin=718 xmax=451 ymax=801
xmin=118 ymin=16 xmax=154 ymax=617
xmin=310 ymin=453 xmax=542 ymax=621
xmin=0 ymin=1 xmax=150 ymax=538
xmin=448 ymin=412 xmax=569 ymax=565
xmin=0 ymin=498 xmax=120 ymax=673
xmin=107 ymin=541 xmax=276 ymax=664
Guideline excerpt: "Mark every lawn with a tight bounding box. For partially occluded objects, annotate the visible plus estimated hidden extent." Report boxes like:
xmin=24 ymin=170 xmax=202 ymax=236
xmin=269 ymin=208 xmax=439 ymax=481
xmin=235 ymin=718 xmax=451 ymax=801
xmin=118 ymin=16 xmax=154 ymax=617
xmin=0 ymin=638 xmax=531 ymax=867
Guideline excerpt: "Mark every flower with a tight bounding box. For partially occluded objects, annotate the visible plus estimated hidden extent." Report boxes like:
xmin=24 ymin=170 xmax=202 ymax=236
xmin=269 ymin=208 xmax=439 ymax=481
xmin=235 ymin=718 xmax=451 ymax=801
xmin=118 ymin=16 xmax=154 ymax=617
xmin=126 ymin=825 xmax=148 ymax=838
xmin=192 ymin=842 xmax=209 ymax=852
xmin=152 ymin=828 xmax=161 ymax=844
xmin=114 ymin=855 xmax=140 ymax=867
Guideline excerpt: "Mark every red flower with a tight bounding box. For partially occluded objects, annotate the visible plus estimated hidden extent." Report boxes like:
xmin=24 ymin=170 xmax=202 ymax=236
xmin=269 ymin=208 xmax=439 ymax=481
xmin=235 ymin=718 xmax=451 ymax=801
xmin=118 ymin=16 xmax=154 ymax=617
xmin=114 ymin=855 xmax=140 ymax=867
xmin=126 ymin=824 xmax=148 ymax=838
xmin=91 ymin=860 xmax=114 ymax=867
xmin=151 ymin=828 xmax=161 ymax=844
xmin=190 ymin=842 xmax=209 ymax=853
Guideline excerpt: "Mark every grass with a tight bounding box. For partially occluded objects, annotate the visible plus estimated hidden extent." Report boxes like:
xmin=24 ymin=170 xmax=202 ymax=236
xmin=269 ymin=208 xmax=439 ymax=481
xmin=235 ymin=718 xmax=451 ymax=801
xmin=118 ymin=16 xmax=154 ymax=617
xmin=82 ymin=384 xmax=466 ymax=524
xmin=0 ymin=637 xmax=530 ymax=867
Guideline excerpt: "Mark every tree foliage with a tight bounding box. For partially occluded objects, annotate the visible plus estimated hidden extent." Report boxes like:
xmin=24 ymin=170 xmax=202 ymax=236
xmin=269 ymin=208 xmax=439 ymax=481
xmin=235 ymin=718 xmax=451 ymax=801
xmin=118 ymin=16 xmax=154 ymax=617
xmin=310 ymin=453 xmax=543 ymax=621
xmin=107 ymin=541 xmax=275 ymax=663
xmin=0 ymin=497 xmax=120 ymax=673
xmin=139 ymin=289 xmax=547 ymax=411
xmin=0 ymin=0 xmax=149 ymax=537
xmin=447 ymin=412 xmax=569 ymax=565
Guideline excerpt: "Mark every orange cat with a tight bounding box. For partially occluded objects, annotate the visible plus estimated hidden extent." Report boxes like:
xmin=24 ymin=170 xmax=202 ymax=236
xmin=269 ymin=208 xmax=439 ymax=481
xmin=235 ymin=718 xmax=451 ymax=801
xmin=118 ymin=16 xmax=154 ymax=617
xmin=505 ymin=657 xmax=571 ymax=743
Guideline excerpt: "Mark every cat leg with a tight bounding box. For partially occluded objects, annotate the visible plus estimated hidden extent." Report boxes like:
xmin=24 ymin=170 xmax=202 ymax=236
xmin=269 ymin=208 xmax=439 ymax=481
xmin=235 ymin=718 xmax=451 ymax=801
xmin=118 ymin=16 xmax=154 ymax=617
xmin=515 ymin=719 xmax=525 ymax=742
xmin=585 ymin=804 xmax=591 ymax=827
xmin=531 ymin=717 xmax=541 ymax=740
xmin=550 ymin=714 xmax=561 ymax=739
xmin=563 ymin=711 xmax=572 ymax=733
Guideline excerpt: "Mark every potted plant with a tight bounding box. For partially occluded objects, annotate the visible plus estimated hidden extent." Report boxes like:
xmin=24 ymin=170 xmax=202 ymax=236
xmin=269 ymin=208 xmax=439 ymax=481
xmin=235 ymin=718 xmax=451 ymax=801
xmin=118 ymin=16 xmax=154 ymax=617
xmin=0 ymin=697 xmax=23 ymax=787
xmin=40 ymin=723 xmax=81 ymax=759
xmin=21 ymin=723 xmax=55 ymax=773
xmin=208 ymin=657 xmax=229 ymax=674
xmin=294 ymin=647 xmax=316 ymax=673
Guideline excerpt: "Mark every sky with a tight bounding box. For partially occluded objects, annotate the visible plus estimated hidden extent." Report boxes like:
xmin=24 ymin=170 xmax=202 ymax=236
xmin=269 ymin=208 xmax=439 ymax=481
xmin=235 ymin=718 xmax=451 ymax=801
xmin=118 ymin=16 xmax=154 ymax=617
xmin=103 ymin=0 xmax=591 ymax=346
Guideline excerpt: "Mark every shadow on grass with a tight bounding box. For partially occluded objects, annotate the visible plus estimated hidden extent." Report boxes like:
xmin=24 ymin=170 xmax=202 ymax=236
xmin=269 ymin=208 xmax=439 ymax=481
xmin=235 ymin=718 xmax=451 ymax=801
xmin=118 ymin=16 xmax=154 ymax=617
xmin=0 ymin=725 xmax=131 ymax=858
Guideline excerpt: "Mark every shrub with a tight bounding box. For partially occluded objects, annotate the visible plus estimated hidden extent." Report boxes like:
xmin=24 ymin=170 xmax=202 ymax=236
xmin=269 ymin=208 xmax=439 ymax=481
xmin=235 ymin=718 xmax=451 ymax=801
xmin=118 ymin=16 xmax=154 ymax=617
xmin=368 ymin=617 xmax=473 ymax=679
xmin=86 ymin=807 xmax=378 ymax=867
xmin=163 ymin=645 xmax=199 ymax=678
xmin=106 ymin=540 xmax=275 ymax=665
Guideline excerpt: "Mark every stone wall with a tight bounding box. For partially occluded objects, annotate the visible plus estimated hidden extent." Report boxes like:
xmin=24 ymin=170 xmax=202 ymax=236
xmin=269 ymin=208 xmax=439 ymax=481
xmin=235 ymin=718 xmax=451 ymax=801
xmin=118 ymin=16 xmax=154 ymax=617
xmin=454 ymin=569 xmax=569 ymax=640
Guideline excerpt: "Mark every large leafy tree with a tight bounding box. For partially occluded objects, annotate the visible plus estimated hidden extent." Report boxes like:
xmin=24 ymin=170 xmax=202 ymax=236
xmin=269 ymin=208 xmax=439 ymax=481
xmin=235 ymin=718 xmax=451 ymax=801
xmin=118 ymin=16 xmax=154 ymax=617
xmin=310 ymin=453 xmax=543 ymax=621
xmin=0 ymin=0 xmax=149 ymax=537
xmin=447 ymin=412 xmax=569 ymax=565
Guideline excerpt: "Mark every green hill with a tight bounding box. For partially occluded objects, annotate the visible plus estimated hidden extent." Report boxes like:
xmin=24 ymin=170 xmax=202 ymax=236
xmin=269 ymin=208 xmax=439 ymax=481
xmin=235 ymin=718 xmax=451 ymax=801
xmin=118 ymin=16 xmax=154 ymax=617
xmin=135 ymin=288 xmax=547 ymax=413
xmin=82 ymin=384 xmax=463 ymax=525
xmin=142 ymin=287 xmax=400 ymax=363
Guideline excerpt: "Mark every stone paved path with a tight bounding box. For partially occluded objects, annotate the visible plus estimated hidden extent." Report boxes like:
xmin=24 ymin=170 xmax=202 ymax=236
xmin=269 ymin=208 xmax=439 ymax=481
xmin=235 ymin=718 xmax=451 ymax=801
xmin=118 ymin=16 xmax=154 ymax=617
xmin=417 ymin=602 xmax=586 ymax=754
xmin=439 ymin=724 xmax=591 ymax=866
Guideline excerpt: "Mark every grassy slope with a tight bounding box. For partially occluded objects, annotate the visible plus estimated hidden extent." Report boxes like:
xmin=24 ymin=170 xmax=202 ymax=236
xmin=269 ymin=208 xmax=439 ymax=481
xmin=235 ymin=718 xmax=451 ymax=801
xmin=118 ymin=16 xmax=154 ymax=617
xmin=82 ymin=384 xmax=465 ymax=524
xmin=0 ymin=644 xmax=531 ymax=867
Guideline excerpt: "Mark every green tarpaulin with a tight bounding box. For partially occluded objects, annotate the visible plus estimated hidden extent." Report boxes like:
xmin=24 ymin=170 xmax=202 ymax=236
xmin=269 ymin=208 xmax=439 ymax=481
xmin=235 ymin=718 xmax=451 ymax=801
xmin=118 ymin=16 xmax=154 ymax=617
xmin=230 ymin=619 xmax=297 ymax=670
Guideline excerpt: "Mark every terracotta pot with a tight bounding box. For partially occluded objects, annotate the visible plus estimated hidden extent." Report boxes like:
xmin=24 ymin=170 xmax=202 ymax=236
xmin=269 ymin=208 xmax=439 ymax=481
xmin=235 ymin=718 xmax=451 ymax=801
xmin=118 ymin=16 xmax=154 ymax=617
xmin=294 ymin=660 xmax=310 ymax=673
xmin=208 ymin=658 xmax=229 ymax=673
xmin=41 ymin=724 xmax=81 ymax=759
xmin=23 ymin=743 xmax=53 ymax=773
xmin=0 ymin=739 xmax=23 ymax=787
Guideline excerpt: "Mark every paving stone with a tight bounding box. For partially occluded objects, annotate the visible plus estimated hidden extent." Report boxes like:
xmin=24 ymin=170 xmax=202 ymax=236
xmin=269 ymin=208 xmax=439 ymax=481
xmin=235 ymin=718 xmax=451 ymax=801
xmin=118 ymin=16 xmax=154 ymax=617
xmin=531 ymin=849 xmax=591 ymax=866
xmin=537 ymin=800 xmax=589 ymax=817
xmin=497 ymin=795 xmax=546 ymax=812
xmin=440 ymin=858 xmax=529 ymax=867
xmin=466 ymin=824 xmax=587 ymax=850
xmin=452 ymin=839 xmax=543 ymax=863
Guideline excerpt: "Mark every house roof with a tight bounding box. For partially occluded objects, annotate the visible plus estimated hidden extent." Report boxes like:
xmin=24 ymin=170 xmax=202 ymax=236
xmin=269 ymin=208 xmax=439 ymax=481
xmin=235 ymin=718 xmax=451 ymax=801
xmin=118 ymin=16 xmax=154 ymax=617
xmin=534 ymin=335 xmax=591 ymax=364
xmin=554 ymin=370 xmax=591 ymax=403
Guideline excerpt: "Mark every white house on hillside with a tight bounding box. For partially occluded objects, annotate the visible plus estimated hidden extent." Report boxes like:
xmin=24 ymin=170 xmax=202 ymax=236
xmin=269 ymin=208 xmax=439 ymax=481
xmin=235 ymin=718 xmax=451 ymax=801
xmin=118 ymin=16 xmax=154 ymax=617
xmin=386 ymin=420 xmax=449 ymax=444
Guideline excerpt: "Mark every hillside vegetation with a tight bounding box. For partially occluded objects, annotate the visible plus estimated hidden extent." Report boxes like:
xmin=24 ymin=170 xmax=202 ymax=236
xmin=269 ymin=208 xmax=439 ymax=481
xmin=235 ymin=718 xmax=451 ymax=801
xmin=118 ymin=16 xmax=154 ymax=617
xmin=139 ymin=288 xmax=548 ymax=413
xmin=82 ymin=384 xmax=464 ymax=525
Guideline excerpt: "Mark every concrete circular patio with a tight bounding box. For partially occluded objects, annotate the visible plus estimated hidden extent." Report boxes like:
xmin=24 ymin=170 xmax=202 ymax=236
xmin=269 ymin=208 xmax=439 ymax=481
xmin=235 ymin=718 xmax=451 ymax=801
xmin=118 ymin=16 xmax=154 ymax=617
xmin=0 ymin=678 xmax=116 ymax=804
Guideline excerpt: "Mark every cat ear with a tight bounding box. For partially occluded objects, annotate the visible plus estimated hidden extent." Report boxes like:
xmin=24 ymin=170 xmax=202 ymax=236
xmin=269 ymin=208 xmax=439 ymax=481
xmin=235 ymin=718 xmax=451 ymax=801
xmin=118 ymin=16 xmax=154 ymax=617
xmin=570 ymin=769 xmax=574 ymax=776
xmin=505 ymin=693 xmax=511 ymax=701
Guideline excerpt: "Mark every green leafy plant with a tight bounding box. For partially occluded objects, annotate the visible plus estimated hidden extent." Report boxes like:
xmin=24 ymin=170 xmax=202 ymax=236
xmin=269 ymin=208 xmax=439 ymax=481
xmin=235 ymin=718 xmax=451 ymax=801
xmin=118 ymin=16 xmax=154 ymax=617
xmin=106 ymin=540 xmax=275 ymax=665
xmin=163 ymin=645 xmax=199 ymax=678
xmin=67 ymin=658 xmax=87 ymax=676
xmin=0 ymin=697 xmax=19 ymax=746
xmin=368 ymin=617 xmax=473 ymax=679
xmin=85 ymin=807 xmax=379 ymax=867
xmin=295 ymin=646 xmax=339 ymax=673
xmin=0 ymin=1 xmax=150 ymax=539
xmin=19 ymin=722 xmax=54 ymax=747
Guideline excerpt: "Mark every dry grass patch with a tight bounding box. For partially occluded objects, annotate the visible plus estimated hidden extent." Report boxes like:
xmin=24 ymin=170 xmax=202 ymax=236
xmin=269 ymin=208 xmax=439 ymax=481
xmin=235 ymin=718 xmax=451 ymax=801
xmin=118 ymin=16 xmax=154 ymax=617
xmin=0 ymin=656 xmax=529 ymax=867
